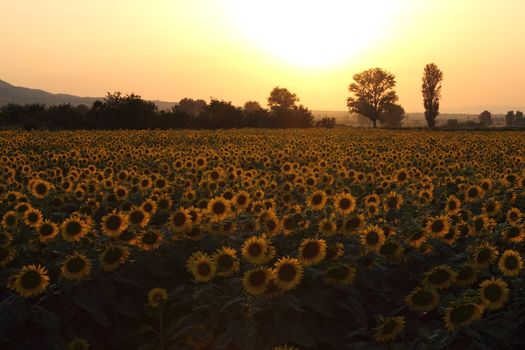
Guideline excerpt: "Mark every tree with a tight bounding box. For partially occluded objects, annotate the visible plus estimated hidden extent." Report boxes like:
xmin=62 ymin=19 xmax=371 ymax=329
xmin=177 ymin=98 xmax=207 ymax=117
xmin=243 ymin=101 xmax=270 ymax=128
xmin=516 ymin=111 xmax=525 ymax=127
xmin=422 ymin=63 xmax=443 ymax=129
xmin=505 ymin=111 xmax=515 ymax=127
xmin=267 ymin=87 xmax=313 ymax=128
xmin=267 ymin=87 xmax=299 ymax=112
xmin=347 ymin=68 xmax=399 ymax=128
xmin=479 ymin=110 xmax=493 ymax=127
xmin=381 ymin=104 xmax=405 ymax=128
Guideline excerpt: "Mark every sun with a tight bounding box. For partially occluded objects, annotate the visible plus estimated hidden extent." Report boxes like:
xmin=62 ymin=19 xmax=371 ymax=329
xmin=227 ymin=0 xmax=404 ymax=69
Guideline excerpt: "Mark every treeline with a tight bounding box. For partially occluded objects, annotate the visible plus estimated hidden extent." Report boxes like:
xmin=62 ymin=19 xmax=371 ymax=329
xmin=0 ymin=88 xmax=336 ymax=130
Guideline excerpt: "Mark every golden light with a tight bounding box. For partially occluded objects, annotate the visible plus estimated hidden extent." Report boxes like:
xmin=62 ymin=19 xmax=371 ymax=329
xmin=227 ymin=0 xmax=406 ymax=69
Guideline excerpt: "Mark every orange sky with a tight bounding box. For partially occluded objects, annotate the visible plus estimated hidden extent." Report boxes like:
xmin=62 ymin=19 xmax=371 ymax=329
xmin=1 ymin=0 xmax=524 ymax=112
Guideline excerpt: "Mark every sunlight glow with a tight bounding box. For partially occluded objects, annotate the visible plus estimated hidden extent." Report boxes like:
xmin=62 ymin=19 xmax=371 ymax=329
xmin=227 ymin=0 xmax=406 ymax=68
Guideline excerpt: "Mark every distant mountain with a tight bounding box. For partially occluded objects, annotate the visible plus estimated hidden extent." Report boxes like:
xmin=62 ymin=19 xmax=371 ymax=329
xmin=0 ymin=79 xmax=177 ymax=110
xmin=0 ymin=79 xmax=98 ymax=106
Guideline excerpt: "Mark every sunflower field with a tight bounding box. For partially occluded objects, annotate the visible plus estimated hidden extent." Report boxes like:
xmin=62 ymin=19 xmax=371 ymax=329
xmin=1 ymin=129 xmax=525 ymax=350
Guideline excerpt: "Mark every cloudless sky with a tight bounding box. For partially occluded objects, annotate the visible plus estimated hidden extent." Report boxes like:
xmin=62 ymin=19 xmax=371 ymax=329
xmin=1 ymin=0 xmax=524 ymax=112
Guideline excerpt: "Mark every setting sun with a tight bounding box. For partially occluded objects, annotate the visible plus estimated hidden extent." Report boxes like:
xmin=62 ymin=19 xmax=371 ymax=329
xmin=227 ymin=0 xmax=405 ymax=68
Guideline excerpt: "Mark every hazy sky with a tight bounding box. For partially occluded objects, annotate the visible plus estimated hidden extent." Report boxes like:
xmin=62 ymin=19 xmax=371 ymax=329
xmin=1 ymin=0 xmax=524 ymax=112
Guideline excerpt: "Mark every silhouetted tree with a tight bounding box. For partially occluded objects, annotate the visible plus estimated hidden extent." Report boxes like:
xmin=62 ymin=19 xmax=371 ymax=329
xmin=194 ymin=99 xmax=243 ymax=129
xmin=381 ymin=104 xmax=405 ymax=128
xmin=347 ymin=68 xmax=399 ymax=128
xmin=177 ymin=98 xmax=207 ymax=117
xmin=267 ymin=87 xmax=313 ymax=128
xmin=506 ymin=111 xmax=516 ymax=127
xmin=268 ymin=87 xmax=299 ymax=112
xmin=243 ymin=101 xmax=270 ymax=128
xmin=479 ymin=110 xmax=493 ymax=127
xmin=422 ymin=63 xmax=443 ymax=129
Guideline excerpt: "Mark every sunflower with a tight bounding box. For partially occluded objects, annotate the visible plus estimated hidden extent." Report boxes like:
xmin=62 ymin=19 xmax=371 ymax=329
xmin=11 ymin=264 xmax=50 ymax=297
xmin=298 ymin=238 xmax=327 ymax=266
xmin=380 ymin=240 xmax=405 ymax=261
xmin=445 ymin=195 xmax=461 ymax=215
xmin=319 ymin=217 xmax=338 ymax=236
xmin=324 ymin=264 xmax=356 ymax=286
xmin=465 ymin=185 xmax=484 ymax=202
xmin=503 ymin=225 xmax=525 ymax=243
xmin=405 ymin=287 xmax=439 ymax=312
xmin=440 ymin=227 xmax=458 ymax=245
xmin=2 ymin=210 xmax=18 ymax=230
xmin=471 ymin=243 xmax=499 ymax=269
xmin=61 ymin=252 xmax=91 ymax=280
xmin=443 ymin=299 xmax=485 ymax=332
xmin=424 ymin=215 xmax=450 ymax=238
xmin=147 ymin=287 xmax=168 ymax=307
xmin=14 ymin=201 xmax=32 ymax=216
xmin=342 ymin=214 xmax=365 ymax=235
xmin=479 ymin=278 xmax=509 ymax=310
xmin=0 ymin=246 xmax=16 ymax=267
xmin=61 ymin=217 xmax=90 ymax=242
xmin=33 ymin=219 xmax=58 ymax=242
xmin=483 ymin=199 xmax=501 ymax=217
xmin=273 ymin=346 xmax=298 ymax=350
xmin=243 ymin=268 xmax=272 ymax=296
xmin=168 ymin=209 xmax=193 ymax=234
xmin=257 ymin=211 xmax=282 ymax=236
xmin=498 ymin=250 xmax=523 ymax=277
xmin=384 ymin=191 xmax=403 ymax=212
xmin=233 ymin=191 xmax=251 ymax=211
xmin=212 ymin=247 xmax=240 ymax=277
xmin=374 ymin=316 xmax=405 ymax=342
xmin=23 ymin=208 xmax=43 ymax=228
xmin=326 ymin=242 xmax=345 ymax=261
xmin=68 ymin=337 xmax=90 ymax=350
xmin=360 ymin=225 xmax=386 ymax=252
xmin=507 ymin=207 xmax=522 ymax=226
xmin=366 ymin=203 xmax=380 ymax=217
xmin=127 ymin=206 xmax=150 ymax=228
xmin=471 ymin=214 xmax=494 ymax=236
xmin=333 ymin=192 xmax=356 ymax=215
xmin=423 ymin=265 xmax=456 ymax=290
xmin=405 ymin=229 xmax=427 ymax=248
xmin=140 ymin=198 xmax=158 ymax=215
xmin=282 ymin=214 xmax=299 ymax=235
xmin=307 ymin=190 xmax=328 ymax=211
xmin=455 ymin=264 xmax=478 ymax=287
xmin=137 ymin=229 xmax=163 ymax=251
xmin=29 ymin=179 xmax=54 ymax=199
xmin=101 ymin=211 xmax=128 ymax=237
xmin=273 ymin=257 xmax=303 ymax=291
xmin=207 ymin=197 xmax=231 ymax=222
xmin=241 ymin=235 xmax=274 ymax=265
xmin=187 ymin=252 xmax=216 ymax=283
xmin=99 ymin=245 xmax=129 ymax=271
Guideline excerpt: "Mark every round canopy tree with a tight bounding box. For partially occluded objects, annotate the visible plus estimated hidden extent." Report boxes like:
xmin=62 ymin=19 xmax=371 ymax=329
xmin=347 ymin=68 xmax=399 ymax=128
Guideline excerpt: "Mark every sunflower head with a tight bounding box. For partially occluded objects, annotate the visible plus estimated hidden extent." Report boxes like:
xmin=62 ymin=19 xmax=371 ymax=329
xmin=498 ymin=249 xmax=523 ymax=277
xmin=298 ymin=238 xmax=327 ymax=266
xmin=212 ymin=247 xmax=240 ymax=277
xmin=187 ymin=252 xmax=216 ymax=283
xmin=405 ymin=287 xmax=439 ymax=312
xmin=61 ymin=253 xmax=91 ymax=280
xmin=12 ymin=264 xmax=50 ymax=298
xmin=68 ymin=337 xmax=90 ymax=350
xmin=374 ymin=316 xmax=405 ymax=342
xmin=423 ymin=265 xmax=456 ymax=290
xmin=272 ymin=257 xmax=303 ymax=291
xmin=243 ymin=268 xmax=272 ymax=296
xmin=479 ymin=277 xmax=509 ymax=310
xmin=147 ymin=287 xmax=168 ymax=308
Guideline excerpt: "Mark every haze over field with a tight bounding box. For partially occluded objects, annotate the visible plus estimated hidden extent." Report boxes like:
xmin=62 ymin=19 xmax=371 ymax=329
xmin=1 ymin=0 xmax=524 ymax=113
